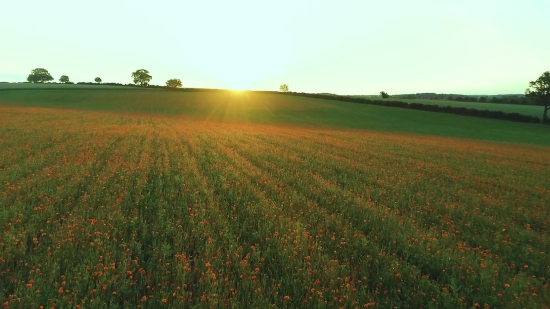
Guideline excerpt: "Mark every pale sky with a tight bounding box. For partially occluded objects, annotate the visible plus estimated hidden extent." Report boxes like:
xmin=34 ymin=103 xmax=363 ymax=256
xmin=1 ymin=0 xmax=548 ymax=95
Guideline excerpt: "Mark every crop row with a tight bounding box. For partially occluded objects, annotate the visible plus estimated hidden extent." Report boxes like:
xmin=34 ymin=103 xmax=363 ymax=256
xmin=1 ymin=106 xmax=549 ymax=308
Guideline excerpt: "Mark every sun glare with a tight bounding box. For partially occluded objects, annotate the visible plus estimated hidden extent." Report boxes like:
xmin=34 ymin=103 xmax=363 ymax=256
xmin=224 ymin=74 xmax=251 ymax=91
xmin=186 ymin=24 xmax=291 ymax=92
xmin=205 ymin=61 xmax=268 ymax=91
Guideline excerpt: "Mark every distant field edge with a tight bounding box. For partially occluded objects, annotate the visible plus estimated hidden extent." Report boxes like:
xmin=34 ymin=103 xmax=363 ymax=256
xmin=0 ymin=87 xmax=143 ymax=92
xmin=282 ymin=92 xmax=548 ymax=125
xmin=1 ymin=84 xmax=547 ymax=125
xmin=0 ymin=83 xmax=245 ymax=93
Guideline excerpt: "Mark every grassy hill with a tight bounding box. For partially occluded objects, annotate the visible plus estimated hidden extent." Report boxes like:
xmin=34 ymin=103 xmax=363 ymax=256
xmin=1 ymin=87 xmax=549 ymax=308
xmin=392 ymin=98 xmax=543 ymax=118
xmin=1 ymin=88 xmax=549 ymax=146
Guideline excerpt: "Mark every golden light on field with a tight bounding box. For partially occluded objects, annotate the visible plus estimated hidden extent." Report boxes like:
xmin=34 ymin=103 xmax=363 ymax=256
xmin=2 ymin=102 xmax=550 ymax=307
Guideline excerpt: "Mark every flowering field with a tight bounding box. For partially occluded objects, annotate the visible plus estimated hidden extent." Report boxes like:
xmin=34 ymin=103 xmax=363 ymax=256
xmin=1 ymin=104 xmax=549 ymax=308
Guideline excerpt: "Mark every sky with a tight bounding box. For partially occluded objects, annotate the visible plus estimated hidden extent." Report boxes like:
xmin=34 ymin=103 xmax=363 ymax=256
xmin=1 ymin=0 xmax=549 ymax=95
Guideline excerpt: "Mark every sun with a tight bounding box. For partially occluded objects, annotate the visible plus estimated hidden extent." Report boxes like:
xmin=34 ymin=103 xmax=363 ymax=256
xmin=187 ymin=34 xmax=291 ymax=92
xmin=207 ymin=62 xmax=259 ymax=91
xmin=224 ymin=74 xmax=252 ymax=91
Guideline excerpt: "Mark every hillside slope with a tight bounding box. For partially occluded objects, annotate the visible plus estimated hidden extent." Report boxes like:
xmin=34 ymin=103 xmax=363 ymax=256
xmin=1 ymin=88 xmax=549 ymax=145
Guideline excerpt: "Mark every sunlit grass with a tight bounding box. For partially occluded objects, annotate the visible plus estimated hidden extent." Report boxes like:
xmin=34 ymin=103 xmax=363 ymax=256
xmin=1 ymin=104 xmax=549 ymax=308
xmin=1 ymin=89 xmax=549 ymax=145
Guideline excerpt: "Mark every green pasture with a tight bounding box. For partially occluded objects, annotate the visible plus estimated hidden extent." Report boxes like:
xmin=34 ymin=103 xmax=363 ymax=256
xmin=0 ymin=87 xmax=549 ymax=146
xmin=393 ymin=98 xmax=542 ymax=118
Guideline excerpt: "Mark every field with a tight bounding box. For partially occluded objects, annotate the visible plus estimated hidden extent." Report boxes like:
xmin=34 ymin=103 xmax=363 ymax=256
xmin=1 ymin=89 xmax=549 ymax=146
xmin=1 ymin=89 xmax=550 ymax=308
xmin=390 ymin=98 xmax=542 ymax=118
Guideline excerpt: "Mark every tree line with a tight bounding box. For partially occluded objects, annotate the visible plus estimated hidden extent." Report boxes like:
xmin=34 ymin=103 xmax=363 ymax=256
xmin=284 ymin=92 xmax=546 ymax=124
xmin=378 ymin=71 xmax=549 ymax=123
xmin=388 ymin=93 xmax=532 ymax=105
xmin=25 ymin=68 xmax=183 ymax=89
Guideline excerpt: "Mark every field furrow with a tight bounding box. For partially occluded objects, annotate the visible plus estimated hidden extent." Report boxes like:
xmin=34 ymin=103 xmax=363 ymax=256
xmin=1 ymin=104 xmax=549 ymax=308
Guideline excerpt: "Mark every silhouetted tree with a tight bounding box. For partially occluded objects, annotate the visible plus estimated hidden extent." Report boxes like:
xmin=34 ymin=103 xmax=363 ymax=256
xmin=95 ymin=77 xmax=102 ymax=84
xmin=27 ymin=68 xmax=53 ymax=83
xmin=166 ymin=78 xmax=182 ymax=88
xmin=380 ymin=91 xmax=390 ymax=99
xmin=279 ymin=84 xmax=289 ymax=92
xmin=525 ymin=71 xmax=550 ymax=123
xmin=59 ymin=75 xmax=70 ymax=83
xmin=132 ymin=69 xmax=152 ymax=87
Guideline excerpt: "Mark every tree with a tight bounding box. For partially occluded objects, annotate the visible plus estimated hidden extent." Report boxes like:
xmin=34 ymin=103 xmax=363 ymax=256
xmin=526 ymin=71 xmax=550 ymax=123
xmin=27 ymin=68 xmax=53 ymax=83
xmin=380 ymin=91 xmax=390 ymax=99
xmin=132 ymin=69 xmax=152 ymax=87
xmin=166 ymin=78 xmax=182 ymax=88
xmin=95 ymin=77 xmax=102 ymax=84
xmin=59 ymin=75 xmax=70 ymax=83
xmin=279 ymin=84 xmax=289 ymax=92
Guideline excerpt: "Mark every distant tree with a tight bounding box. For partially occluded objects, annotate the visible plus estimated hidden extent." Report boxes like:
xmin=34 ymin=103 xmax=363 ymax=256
xmin=132 ymin=69 xmax=152 ymax=87
xmin=166 ymin=78 xmax=182 ymax=88
xmin=95 ymin=77 xmax=102 ymax=84
xmin=479 ymin=96 xmax=487 ymax=103
xmin=279 ymin=84 xmax=289 ymax=92
xmin=525 ymin=71 xmax=550 ymax=123
xmin=59 ymin=75 xmax=70 ymax=83
xmin=27 ymin=68 xmax=54 ymax=83
xmin=380 ymin=91 xmax=389 ymax=99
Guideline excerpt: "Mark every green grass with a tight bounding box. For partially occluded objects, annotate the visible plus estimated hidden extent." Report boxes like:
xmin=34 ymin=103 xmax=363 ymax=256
xmin=393 ymin=98 xmax=543 ymax=118
xmin=1 ymin=104 xmax=549 ymax=308
xmin=1 ymin=88 xmax=549 ymax=146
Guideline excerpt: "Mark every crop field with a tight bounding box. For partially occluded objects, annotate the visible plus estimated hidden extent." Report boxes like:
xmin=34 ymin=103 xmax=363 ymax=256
xmin=1 ymin=89 xmax=549 ymax=146
xmin=1 ymin=91 xmax=550 ymax=308
xmin=392 ymin=99 xmax=542 ymax=118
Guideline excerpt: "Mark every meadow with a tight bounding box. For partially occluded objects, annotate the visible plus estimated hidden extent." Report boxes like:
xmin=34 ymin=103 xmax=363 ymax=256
xmin=1 ymin=88 xmax=549 ymax=308
xmin=391 ymin=98 xmax=542 ymax=118
xmin=1 ymin=89 xmax=549 ymax=146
